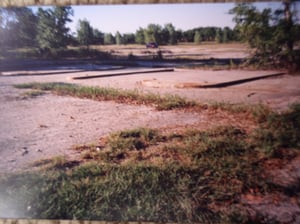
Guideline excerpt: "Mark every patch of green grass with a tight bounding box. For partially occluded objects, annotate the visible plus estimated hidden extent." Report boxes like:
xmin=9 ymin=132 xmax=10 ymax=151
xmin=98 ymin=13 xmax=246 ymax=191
xmin=14 ymin=82 xmax=196 ymax=111
xmin=253 ymin=103 xmax=300 ymax=155
xmin=108 ymin=128 xmax=161 ymax=151
xmin=0 ymin=164 xmax=219 ymax=222
xmin=2 ymin=120 xmax=296 ymax=222
xmin=177 ymin=126 xmax=267 ymax=198
xmin=8 ymin=83 xmax=300 ymax=223
xmin=209 ymin=101 xmax=271 ymax=116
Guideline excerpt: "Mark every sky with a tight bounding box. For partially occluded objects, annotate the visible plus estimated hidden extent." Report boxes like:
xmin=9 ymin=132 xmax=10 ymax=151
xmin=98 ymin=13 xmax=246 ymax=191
xmin=33 ymin=2 xmax=294 ymax=35
xmin=70 ymin=3 xmax=238 ymax=34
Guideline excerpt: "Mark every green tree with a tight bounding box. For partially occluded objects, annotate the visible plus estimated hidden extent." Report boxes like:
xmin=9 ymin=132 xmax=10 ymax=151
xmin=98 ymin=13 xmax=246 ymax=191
xmin=273 ymin=0 xmax=300 ymax=71
xmin=54 ymin=6 xmax=73 ymax=45
xmin=215 ymin=28 xmax=223 ymax=43
xmin=37 ymin=6 xmax=73 ymax=50
xmin=183 ymin=29 xmax=194 ymax=42
xmin=230 ymin=2 xmax=299 ymax=70
xmin=183 ymin=27 xmax=218 ymax=42
xmin=194 ymin=30 xmax=202 ymax=44
xmin=104 ymin=33 xmax=115 ymax=45
xmin=164 ymin=23 xmax=177 ymax=45
xmin=36 ymin=8 xmax=56 ymax=49
xmin=144 ymin=24 xmax=162 ymax=44
xmin=77 ymin=19 xmax=94 ymax=47
xmin=135 ymin=28 xmax=145 ymax=44
xmin=0 ymin=7 xmax=37 ymax=48
xmin=203 ymin=27 xmax=217 ymax=41
xmin=93 ymin=28 xmax=104 ymax=45
xmin=13 ymin=8 xmax=38 ymax=47
xmin=115 ymin=31 xmax=123 ymax=45
xmin=123 ymin=33 xmax=135 ymax=44
xmin=176 ymin=29 xmax=183 ymax=42
xmin=222 ymin=27 xmax=230 ymax=43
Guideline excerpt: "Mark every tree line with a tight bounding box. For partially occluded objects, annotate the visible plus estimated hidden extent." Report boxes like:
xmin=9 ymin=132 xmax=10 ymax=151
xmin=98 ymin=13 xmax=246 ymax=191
xmin=77 ymin=21 xmax=240 ymax=47
xmin=0 ymin=6 xmax=239 ymax=51
xmin=0 ymin=2 xmax=299 ymax=70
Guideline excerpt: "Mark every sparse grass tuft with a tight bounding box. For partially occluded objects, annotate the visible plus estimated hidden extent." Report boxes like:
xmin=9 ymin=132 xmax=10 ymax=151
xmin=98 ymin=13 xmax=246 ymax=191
xmin=21 ymin=90 xmax=46 ymax=99
xmin=15 ymin=82 xmax=75 ymax=91
xmin=0 ymin=164 xmax=220 ymax=222
xmin=108 ymin=128 xmax=161 ymax=151
xmin=209 ymin=101 xmax=270 ymax=116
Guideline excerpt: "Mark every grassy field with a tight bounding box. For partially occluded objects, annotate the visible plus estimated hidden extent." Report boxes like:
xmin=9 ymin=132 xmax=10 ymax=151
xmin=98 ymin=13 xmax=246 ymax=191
xmin=1 ymin=83 xmax=299 ymax=222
